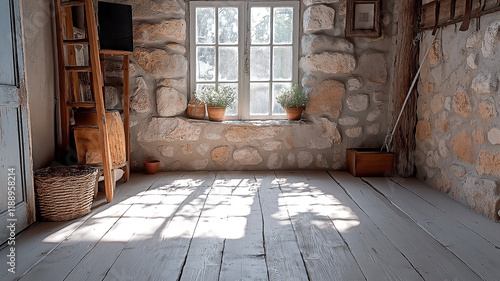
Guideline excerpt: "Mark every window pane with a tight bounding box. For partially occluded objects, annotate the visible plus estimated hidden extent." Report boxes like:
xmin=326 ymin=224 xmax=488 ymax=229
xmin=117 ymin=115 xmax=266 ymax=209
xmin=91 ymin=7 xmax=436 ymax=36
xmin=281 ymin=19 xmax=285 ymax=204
xmin=250 ymin=83 xmax=270 ymax=115
xmin=251 ymin=7 xmax=270 ymax=44
xmin=219 ymin=83 xmax=238 ymax=116
xmin=273 ymin=7 xmax=293 ymax=44
xmin=196 ymin=47 xmax=216 ymax=82
xmin=273 ymin=46 xmax=292 ymax=80
xmin=196 ymin=8 xmax=215 ymax=44
xmin=196 ymin=83 xmax=215 ymax=93
xmin=219 ymin=47 xmax=238 ymax=82
xmin=219 ymin=7 xmax=238 ymax=44
xmin=272 ymin=83 xmax=291 ymax=114
xmin=250 ymin=46 xmax=270 ymax=81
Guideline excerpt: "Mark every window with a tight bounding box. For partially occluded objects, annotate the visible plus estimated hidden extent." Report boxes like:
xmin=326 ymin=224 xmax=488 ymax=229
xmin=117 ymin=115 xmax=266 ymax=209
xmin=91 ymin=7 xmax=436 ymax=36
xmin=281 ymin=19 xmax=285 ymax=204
xmin=190 ymin=1 xmax=299 ymax=120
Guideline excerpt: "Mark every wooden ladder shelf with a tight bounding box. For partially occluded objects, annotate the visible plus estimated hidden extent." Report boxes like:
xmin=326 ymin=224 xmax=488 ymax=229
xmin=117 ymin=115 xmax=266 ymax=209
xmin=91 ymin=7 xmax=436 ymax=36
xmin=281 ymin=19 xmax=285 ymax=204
xmin=54 ymin=0 xmax=129 ymax=202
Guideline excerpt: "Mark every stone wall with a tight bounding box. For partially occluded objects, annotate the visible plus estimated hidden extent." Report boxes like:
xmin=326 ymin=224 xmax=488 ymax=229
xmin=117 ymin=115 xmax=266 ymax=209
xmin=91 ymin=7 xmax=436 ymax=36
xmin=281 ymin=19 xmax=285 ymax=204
xmin=416 ymin=14 xmax=500 ymax=220
xmin=103 ymin=0 xmax=397 ymax=171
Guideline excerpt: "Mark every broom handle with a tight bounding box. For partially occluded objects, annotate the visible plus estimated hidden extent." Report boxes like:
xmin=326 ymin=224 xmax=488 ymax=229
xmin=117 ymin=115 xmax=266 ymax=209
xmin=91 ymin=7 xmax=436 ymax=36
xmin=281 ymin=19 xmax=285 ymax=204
xmin=382 ymin=30 xmax=439 ymax=152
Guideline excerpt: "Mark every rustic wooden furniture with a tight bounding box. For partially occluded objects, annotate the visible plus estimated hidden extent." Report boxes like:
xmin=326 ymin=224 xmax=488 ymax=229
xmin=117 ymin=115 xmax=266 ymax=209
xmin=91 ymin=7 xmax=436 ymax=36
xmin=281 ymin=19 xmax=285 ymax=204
xmin=346 ymin=148 xmax=394 ymax=177
xmin=420 ymin=0 xmax=500 ymax=31
xmin=54 ymin=0 xmax=121 ymax=202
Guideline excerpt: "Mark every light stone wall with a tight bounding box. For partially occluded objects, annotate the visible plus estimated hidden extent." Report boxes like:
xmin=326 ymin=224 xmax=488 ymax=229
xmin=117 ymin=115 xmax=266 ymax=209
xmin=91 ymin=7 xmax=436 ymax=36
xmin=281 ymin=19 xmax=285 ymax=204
xmin=103 ymin=0 xmax=397 ymax=172
xmin=416 ymin=14 xmax=500 ymax=220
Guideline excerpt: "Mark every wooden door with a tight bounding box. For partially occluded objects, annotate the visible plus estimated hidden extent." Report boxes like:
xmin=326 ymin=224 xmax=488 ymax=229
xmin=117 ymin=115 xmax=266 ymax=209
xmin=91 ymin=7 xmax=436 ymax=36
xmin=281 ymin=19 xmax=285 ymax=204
xmin=0 ymin=0 xmax=36 ymax=244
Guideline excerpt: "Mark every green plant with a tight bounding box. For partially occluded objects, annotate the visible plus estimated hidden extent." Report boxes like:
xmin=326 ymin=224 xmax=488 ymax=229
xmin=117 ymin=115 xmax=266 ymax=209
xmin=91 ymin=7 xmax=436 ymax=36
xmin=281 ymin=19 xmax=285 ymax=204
xmin=276 ymin=84 xmax=308 ymax=108
xmin=195 ymin=86 xmax=237 ymax=110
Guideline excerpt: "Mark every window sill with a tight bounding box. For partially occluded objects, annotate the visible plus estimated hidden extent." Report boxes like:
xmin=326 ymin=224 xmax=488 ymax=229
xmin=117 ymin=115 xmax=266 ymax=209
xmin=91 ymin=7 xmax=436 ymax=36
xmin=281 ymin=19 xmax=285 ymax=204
xmin=184 ymin=117 xmax=309 ymax=126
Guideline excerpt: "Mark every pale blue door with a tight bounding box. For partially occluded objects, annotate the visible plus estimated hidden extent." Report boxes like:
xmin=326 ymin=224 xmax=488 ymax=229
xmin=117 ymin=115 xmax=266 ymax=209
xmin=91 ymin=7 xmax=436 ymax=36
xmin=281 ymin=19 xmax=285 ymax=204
xmin=0 ymin=0 xmax=36 ymax=243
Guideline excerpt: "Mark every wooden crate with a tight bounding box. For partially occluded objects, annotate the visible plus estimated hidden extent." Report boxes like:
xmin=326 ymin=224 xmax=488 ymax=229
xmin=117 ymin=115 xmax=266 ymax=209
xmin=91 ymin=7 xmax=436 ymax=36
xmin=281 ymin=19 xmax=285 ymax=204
xmin=346 ymin=148 xmax=394 ymax=177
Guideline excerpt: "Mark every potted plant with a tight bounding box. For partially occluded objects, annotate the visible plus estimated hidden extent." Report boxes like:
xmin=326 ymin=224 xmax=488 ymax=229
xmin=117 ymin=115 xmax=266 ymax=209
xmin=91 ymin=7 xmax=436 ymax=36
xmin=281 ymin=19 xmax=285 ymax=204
xmin=187 ymin=96 xmax=206 ymax=119
xmin=276 ymin=84 xmax=308 ymax=120
xmin=195 ymin=86 xmax=236 ymax=121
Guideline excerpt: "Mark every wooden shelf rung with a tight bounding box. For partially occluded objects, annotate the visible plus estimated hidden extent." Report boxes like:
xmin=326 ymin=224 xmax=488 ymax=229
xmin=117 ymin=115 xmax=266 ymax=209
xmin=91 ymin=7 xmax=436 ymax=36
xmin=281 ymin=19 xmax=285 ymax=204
xmin=65 ymin=66 xmax=91 ymax=72
xmin=60 ymin=0 xmax=85 ymax=7
xmin=67 ymin=101 xmax=96 ymax=108
xmin=63 ymin=39 xmax=89 ymax=45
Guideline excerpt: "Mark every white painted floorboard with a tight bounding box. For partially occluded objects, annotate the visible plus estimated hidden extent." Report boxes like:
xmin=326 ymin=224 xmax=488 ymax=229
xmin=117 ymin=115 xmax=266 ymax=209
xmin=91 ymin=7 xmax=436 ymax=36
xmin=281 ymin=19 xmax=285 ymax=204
xmin=1 ymin=171 xmax=498 ymax=281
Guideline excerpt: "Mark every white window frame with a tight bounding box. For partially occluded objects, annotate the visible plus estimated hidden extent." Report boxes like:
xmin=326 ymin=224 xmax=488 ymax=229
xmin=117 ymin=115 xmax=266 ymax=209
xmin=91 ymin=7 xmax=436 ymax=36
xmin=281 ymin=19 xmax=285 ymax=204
xmin=189 ymin=1 xmax=300 ymax=120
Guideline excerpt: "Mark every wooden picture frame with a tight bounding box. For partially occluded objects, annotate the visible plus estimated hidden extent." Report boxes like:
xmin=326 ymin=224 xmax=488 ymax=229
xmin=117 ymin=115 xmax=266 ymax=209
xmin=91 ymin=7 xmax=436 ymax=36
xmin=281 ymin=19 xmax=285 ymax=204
xmin=346 ymin=0 xmax=381 ymax=38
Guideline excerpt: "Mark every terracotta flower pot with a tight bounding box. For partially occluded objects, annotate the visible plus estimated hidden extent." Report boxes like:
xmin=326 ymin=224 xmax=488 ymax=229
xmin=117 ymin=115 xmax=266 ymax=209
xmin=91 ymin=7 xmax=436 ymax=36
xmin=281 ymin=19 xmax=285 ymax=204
xmin=187 ymin=103 xmax=206 ymax=119
xmin=285 ymin=106 xmax=304 ymax=121
xmin=207 ymin=106 xmax=226 ymax=121
xmin=144 ymin=160 xmax=160 ymax=174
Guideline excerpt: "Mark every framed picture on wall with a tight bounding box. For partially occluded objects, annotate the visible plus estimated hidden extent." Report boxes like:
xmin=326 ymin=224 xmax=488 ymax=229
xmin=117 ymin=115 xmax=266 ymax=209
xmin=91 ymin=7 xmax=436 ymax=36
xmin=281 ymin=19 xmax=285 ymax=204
xmin=346 ymin=0 xmax=381 ymax=38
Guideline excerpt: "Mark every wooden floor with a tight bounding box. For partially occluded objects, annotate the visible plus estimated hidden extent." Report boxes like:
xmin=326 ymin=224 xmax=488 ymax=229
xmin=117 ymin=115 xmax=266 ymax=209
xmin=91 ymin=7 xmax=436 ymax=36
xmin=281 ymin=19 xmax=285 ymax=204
xmin=2 ymin=171 xmax=500 ymax=281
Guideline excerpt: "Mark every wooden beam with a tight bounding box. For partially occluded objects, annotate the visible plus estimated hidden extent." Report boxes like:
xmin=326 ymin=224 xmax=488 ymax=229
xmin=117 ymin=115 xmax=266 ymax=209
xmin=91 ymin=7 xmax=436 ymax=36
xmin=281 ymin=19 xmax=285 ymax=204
xmin=392 ymin=0 xmax=420 ymax=177
xmin=84 ymin=0 xmax=115 ymax=202
xmin=123 ymin=55 xmax=130 ymax=182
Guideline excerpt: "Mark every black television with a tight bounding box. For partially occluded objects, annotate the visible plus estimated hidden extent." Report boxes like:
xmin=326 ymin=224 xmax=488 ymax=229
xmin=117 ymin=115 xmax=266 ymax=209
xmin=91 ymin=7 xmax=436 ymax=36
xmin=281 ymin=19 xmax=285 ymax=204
xmin=98 ymin=1 xmax=133 ymax=52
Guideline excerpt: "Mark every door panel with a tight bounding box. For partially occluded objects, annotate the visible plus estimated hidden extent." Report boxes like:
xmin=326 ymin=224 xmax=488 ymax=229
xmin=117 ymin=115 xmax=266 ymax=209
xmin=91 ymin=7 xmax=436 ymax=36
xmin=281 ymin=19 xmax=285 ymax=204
xmin=0 ymin=0 xmax=16 ymax=86
xmin=0 ymin=0 xmax=35 ymax=243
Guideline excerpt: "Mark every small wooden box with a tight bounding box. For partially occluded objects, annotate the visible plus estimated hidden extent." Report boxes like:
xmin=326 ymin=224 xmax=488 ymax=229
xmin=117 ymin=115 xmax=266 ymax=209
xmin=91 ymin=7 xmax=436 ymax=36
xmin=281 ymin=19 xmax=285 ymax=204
xmin=346 ymin=148 xmax=394 ymax=177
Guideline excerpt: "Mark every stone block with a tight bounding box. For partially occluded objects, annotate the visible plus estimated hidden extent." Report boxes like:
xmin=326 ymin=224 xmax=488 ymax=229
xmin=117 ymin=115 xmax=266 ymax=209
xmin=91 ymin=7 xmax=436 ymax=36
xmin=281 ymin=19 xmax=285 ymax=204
xmin=451 ymin=131 xmax=474 ymax=164
xmin=131 ymin=77 xmax=152 ymax=113
xmin=479 ymin=102 xmax=497 ymax=119
xmin=301 ymin=52 xmax=356 ymax=74
xmin=477 ymin=150 xmax=500 ymax=177
xmin=481 ymin=20 xmax=500 ymax=58
xmin=160 ymin=145 xmax=174 ymax=157
xmin=134 ymin=48 xmax=187 ymax=79
xmin=305 ymin=79 xmax=345 ymax=118
xmin=451 ymin=164 xmax=466 ymax=178
xmin=303 ymin=5 xmax=335 ymax=34
xmin=303 ymin=0 xmax=339 ymax=5
xmin=345 ymin=127 xmax=363 ymax=138
xmin=346 ymin=93 xmax=369 ymax=112
xmin=416 ymin=120 xmax=432 ymax=141
xmin=473 ymin=128 xmax=485 ymax=145
xmin=267 ymin=153 xmax=283 ymax=169
xmin=316 ymin=154 xmax=329 ymax=168
xmin=263 ymin=141 xmax=283 ymax=151
xmin=452 ymin=87 xmax=472 ymax=117
xmin=302 ymin=35 xmax=354 ymax=54
xmin=297 ymin=151 xmax=313 ymax=168
xmin=487 ymin=128 xmax=500 ymax=145
xmin=367 ymin=110 xmax=381 ymax=122
xmin=197 ymin=143 xmax=210 ymax=156
xmin=339 ymin=116 xmax=359 ymax=126
xmin=225 ymin=126 xmax=283 ymax=142
xmin=151 ymin=0 xmax=185 ymax=16
xmin=347 ymin=76 xmax=363 ymax=91
xmin=471 ymin=72 xmax=498 ymax=94
xmin=467 ymin=52 xmax=478 ymax=70
xmin=134 ymin=19 xmax=186 ymax=42
xmin=464 ymin=176 xmax=499 ymax=219
xmin=138 ymin=118 xmax=201 ymax=142
xmin=211 ymin=146 xmax=230 ymax=165
xmin=156 ymin=87 xmax=187 ymax=117
xmin=233 ymin=147 xmax=262 ymax=165
xmin=430 ymin=93 xmax=444 ymax=115
xmin=204 ymin=124 xmax=225 ymax=140
xmin=367 ymin=123 xmax=381 ymax=135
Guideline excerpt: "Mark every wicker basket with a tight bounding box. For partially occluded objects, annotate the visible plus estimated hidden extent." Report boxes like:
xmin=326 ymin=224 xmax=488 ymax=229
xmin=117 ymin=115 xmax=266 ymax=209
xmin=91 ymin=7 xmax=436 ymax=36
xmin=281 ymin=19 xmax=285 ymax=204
xmin=34 ymin=166 xmax=98 ymax=221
